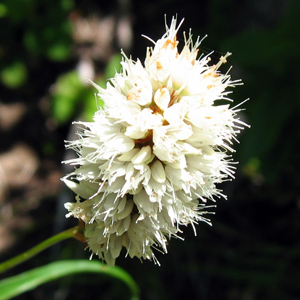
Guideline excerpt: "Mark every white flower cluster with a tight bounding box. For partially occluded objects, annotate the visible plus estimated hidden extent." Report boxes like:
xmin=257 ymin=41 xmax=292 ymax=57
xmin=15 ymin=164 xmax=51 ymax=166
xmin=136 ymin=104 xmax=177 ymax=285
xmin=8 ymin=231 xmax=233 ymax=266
xmin=62 ymin=17 xmax=245 ymax=266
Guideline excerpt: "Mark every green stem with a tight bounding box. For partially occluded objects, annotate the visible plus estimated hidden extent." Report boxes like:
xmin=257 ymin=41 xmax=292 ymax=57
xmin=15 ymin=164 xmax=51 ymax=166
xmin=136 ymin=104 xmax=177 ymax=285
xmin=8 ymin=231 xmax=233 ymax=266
xmin=0 ymin=226 xmax=79 ymax=274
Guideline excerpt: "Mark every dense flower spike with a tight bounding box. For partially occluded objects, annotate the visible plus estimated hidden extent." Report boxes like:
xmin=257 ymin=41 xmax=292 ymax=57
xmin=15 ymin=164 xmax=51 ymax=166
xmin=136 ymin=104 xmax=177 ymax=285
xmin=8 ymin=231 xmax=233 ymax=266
xmin=62 ymin=17 xmax=246 ymax=266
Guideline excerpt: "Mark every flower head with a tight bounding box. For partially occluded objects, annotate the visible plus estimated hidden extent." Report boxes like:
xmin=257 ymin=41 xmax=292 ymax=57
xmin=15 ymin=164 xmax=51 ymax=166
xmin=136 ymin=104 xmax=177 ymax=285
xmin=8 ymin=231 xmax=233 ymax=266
xmin=62 ymin=17 xmax=246 ymax=266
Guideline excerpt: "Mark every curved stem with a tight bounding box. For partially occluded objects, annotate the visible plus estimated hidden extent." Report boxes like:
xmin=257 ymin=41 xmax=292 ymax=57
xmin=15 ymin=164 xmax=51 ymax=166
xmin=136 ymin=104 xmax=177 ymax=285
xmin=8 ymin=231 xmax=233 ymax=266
xmin=0 ymin=226 xmax=79 ymax=274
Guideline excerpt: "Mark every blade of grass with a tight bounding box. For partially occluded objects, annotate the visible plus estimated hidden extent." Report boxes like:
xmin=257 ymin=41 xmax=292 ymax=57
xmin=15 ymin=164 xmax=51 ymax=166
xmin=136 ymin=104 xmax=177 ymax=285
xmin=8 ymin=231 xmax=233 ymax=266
xmin=0 ymin=260 xmax=139 ymax=300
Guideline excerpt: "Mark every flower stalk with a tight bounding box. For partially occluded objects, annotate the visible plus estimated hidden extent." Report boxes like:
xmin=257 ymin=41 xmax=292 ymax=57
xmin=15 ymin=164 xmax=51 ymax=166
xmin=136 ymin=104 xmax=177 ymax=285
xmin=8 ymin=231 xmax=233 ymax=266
xmin=0 ymin=226 xmax=79 ymax=274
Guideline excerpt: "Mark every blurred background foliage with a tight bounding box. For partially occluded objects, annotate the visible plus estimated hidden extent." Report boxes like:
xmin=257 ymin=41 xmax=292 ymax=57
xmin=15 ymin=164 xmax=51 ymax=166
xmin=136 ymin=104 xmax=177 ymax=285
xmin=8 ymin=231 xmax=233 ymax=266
xmin=0 ymin=0 xmax=299 ymax=299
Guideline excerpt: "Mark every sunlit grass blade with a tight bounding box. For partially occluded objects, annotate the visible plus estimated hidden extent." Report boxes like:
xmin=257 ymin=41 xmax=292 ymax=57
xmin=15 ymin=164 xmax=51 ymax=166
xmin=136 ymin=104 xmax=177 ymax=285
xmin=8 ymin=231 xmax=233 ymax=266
xmin=0 ymin=260 xmax=140 ymax=300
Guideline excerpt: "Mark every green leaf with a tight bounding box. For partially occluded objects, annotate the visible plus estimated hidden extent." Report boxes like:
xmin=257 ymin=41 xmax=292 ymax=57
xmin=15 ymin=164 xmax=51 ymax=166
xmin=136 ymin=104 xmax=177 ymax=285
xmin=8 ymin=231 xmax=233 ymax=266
xmin=0 ymin=260 xmax=140 ymax=300
xmin=46 ymin=41 xmax=71 ymax=61
xmin=51 ymin=71 xmax=82 ymax=124
xmin=0 ymin=4 xmax=8 ymax=17
xmin=82 ymin=89 xmax=99 ymax=121
xmin=0 ymin=61 xmax=27 ymax=88
xmin=105 ymin=53 xmax=122 ymax=79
